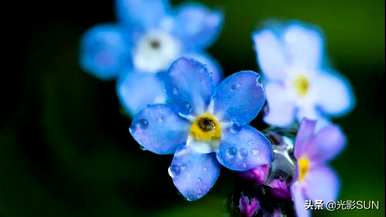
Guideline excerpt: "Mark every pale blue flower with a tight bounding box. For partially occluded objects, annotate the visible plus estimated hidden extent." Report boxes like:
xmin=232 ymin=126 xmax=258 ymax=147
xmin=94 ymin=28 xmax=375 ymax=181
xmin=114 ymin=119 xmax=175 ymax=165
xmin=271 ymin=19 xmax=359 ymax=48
xmin=253 ymin=21 xmax=355 ymax=127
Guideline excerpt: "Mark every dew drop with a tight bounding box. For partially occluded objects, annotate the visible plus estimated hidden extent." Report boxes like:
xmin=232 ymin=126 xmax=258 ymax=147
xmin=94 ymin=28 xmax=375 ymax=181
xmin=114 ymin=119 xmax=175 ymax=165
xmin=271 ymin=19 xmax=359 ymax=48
xmin=172 ymin=88 xmax=179 ymax=95
xmin=247 ymin=140 xmax=255 ymax=146
xmin=135 ymin=118 xmax=149 ymax=129
xmin=231 ymin=83 xmax=241 ymax=91
xmin=240 ymin=148 xmax=248 ymax=158
xmin=168 ymin=165 xmax=181 ymax=178
xmin=242 ymin=162 xmax=248 ymax=169
xmin=230 ymin=123 xmax=242 ymax=134
xmin=197 ymin=188 xmax=204 ymax=195
xmin=157 ymin=115 xmax=165 ymax=123
xmin=180 ymin=164 xmax=186 ymax=171
xmin=185 ymin=191 xmax=197 ymax=201
xmin=251 ymin=149 xmax=259 ymax=156
xmin=226 ymin=147 xmax=237 ymax=159
xmin=181 ymin=102 xmax=193 ymax=114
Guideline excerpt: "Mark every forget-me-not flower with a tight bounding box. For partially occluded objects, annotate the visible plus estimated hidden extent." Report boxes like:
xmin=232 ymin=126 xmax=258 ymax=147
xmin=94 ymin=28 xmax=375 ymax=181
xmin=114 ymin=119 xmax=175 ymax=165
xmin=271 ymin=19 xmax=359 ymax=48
xmin=291 ymin=118 xmax=345 ymax=217
xmin=80 ymin=0 xmax=223 ymax=115
xmin=239 ymin=195 xmax=260 ymax=217
xmin=238 ymin=194 xmax=284 ymax=217
xmin=130 ymin=58 xmax=272 ymax=201
xmin=253 ymin=21 xmax=355 ymax=127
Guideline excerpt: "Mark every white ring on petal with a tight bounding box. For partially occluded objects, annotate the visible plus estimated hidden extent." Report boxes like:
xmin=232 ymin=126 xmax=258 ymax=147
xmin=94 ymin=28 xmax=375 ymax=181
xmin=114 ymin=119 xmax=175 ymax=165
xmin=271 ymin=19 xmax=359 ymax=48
xmin=284 ymin=67 xmax=318 ymax=108
xmin=186 ymin=136 xmax=218 ymax=154
xmin=134 ymin=30 xmax=181 ymax=73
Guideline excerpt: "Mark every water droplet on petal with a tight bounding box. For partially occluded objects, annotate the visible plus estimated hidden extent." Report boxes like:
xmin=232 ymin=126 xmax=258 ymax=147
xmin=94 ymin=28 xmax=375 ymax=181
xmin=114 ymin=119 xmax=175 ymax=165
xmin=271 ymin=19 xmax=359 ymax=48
xmin=185 ymin=191 xmax=197 ymax=201
xmin=134 ymin=118 xmax=149 ymax=130
xmin=197 ymin=188 xmax=204 ymax=195
xmin=180 ymin=102 xmax=193 ymax=115
xmin=180 ymin=164 xmax=186 ymax=171
xmin=172 ymin=88 xmax=179 ymax=95
xmin=252 ymin=149 xmax=259 ymax=156
xmin=157 ymin=115 xmax=165 ymax=123
xmin=168 ymin=165 xmax=181 ymax=178
xmin=230 ymin=123 xmax=242 ymax=134
xmin=240 ymin=148 xmax=248 ymax=158
xmin=231 ymin=83 xmax=241 ymax=91
xmin=242 ymin=162 xmax=248 ymax=169
xmin=248 ymin=140 xmax=255 ymax=146
xmin=226 ymin=147 xmax=237 ymax=159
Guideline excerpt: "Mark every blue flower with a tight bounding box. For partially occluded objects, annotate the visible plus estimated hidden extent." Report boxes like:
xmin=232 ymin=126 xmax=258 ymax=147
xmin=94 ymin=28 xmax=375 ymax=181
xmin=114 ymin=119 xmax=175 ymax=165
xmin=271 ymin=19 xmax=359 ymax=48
xmin=80 ymin=0 xmax=224 ymax=115
xmin=253 ymin=21 xmax=355 ymax=127
xmin=129 ymin=58 xmax=273 ymax=201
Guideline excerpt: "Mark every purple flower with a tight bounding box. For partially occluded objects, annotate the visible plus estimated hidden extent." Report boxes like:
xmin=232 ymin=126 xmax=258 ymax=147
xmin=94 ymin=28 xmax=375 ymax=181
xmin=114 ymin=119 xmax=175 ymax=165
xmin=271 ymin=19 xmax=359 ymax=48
xmin=291 ymin=118 xmax=346 ymax=217
xmin=239 ymin=195 xmax=260 ymax=217
xmin=253 ymin=21 xmax=355 ymax=127
xmin=269 ymin=179 xmax=291 ymax=200
xmin=241 ymin=165 xmax=292 ymax=200
xmin=130 ymin=58 xmax=273 ymax=201
xmin=240 ymin=164 xmax=270 ymax=185
xmin=271 ymin=209 xmax=284 ymax=217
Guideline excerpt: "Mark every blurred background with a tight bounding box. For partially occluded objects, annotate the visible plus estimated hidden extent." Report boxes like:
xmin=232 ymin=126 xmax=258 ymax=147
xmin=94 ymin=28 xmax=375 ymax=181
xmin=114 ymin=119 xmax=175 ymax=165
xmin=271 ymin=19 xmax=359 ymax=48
xmin=1 ymin=0 xmax=384 ymax=216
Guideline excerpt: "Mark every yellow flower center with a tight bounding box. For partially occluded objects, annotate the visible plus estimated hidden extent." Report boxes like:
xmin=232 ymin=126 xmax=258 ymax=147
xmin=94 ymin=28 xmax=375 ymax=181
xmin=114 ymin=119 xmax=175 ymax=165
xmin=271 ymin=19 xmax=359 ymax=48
xmin=293 ymin=74 xmax=310 ymax=97
xmin=189 ymin=113 xmax=221 ymax=142
xmin=298 ymin=156 xmax=310 ymax=182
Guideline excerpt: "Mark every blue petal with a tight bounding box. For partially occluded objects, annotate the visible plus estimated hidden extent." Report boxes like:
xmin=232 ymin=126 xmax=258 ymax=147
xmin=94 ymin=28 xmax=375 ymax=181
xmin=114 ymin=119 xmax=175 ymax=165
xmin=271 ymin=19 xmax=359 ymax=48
xmin=314 ymin=71 xmax=355 ymax=116
xmin=129 ymin=104 xmax=189 ymax=155
xmin=181 ymin=53 xmax=223 ymax=84
xmin=253 ymin=21 xmax=325 ymax=81
xmin=263 ymin=83 xmax=296 ymax=127
xmin=116 ymin=70 xmax=167 ymax=116
xmin=116 ymin=0 xmax=170 ymax=29
xmin=80 ymin=24 xmax=130 ymax=80
xmin=163 ymin=58 xmax=214 ymax=115
xmin=169 ymin=148 xmax=220 ymax=201
xmin=212 ymin=71 xmax=265 ymax=125
xmin=253 ymin=29 xmax=287 ymax=81
xmin=283 ymin=22 xmax=324 ymax=69
xmin=172 ymin=3 xmax=223 ymax=50
xmin=216 ymin=126 xmax=272 ymax=171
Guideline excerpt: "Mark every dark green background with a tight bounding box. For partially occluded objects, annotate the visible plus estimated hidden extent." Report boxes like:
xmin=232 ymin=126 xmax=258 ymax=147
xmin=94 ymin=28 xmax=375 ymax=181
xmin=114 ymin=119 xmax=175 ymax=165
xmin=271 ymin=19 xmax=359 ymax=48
xmin=1 ymin=0 xmax=384 ymax=216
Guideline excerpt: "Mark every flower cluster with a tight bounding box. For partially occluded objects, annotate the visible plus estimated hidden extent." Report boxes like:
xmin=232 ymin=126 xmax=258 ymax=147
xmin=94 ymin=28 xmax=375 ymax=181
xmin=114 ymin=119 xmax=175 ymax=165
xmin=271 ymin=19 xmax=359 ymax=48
xmin=233 ymin=118 xmax=346 ymax=216
xmin=80 ymin=1 xmax=355 ymax=217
